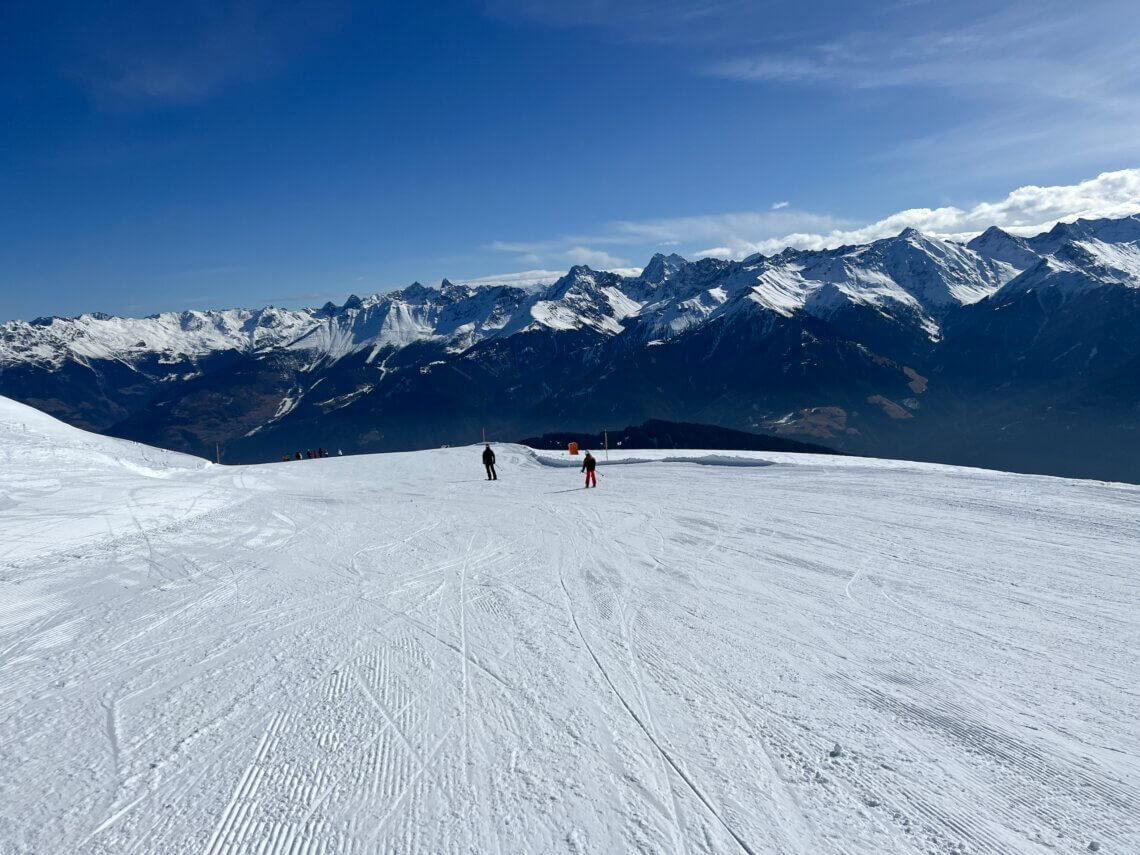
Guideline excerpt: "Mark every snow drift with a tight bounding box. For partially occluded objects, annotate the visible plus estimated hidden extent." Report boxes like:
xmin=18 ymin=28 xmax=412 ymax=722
xmin=0 ymin=395 xmax=208 ymax=477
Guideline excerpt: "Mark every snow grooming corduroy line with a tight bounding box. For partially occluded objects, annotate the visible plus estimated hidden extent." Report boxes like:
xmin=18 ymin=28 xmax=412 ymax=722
xmin=555 ymin=553 xmax=758 ymax=855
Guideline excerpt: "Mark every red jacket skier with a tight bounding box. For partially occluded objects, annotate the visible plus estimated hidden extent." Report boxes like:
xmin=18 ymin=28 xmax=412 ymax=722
xmin=581 ymin=451 xmax=597 ymax=488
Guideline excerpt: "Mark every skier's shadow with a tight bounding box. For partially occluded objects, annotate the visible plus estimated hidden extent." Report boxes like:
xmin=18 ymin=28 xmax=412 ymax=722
xmin=546 ymin=488 xmax=587 ymax=494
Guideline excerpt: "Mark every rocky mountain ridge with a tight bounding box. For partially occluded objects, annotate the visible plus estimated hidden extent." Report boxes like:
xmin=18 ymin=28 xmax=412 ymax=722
xmin=3 ymin=214 xmax=1139 ymax=481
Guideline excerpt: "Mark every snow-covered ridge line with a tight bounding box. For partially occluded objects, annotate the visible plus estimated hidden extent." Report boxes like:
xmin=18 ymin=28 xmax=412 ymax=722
xmin=3 ymin=213 xmax=1139 ymax=368
xmin=0 ymin=306 xmax=319 ymax=368
xmin=0 ymin=395 xmax=210 ymax=477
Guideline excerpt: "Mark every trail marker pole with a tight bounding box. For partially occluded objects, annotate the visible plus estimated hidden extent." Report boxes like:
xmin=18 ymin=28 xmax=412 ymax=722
xmin=215 ymin=442 xmax=221 ymax=465
xmin=604 ymin=430 xmax=609 ymax=461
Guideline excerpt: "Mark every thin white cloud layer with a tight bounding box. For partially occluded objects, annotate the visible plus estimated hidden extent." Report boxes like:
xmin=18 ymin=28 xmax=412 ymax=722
xmin=488 ymin=1 xmax=1140 ymax=180
xmin=707 ymin=4 xmax=1140 ymax=109
xmin=454 ymin=266 xmax=644 ymax=290
xmin=486 ymin=168 xmax=1140 ymax=268
xmin=743 ymin=168 xmax=1140 ymax=257
xmin=703 ymin=3 xmax=1140 ymax=178
xmin=693 ymin=247 xmax=733 ymax=260
xmin=564 ymin=246 xmax=632 ymax=269
xmin=71 ymin=1 xmax=348 ymax=105
xmin=487 ymin=210 xmax=852 ymax=265
xmin=607 ymin=210 xmax=849 ymax=247
xmin=454 ymin=270 xmax=566 ymax=290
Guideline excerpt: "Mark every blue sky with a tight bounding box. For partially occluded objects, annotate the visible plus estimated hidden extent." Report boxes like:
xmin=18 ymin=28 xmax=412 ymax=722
xmin=2 ymin=0 xmax=1139 ymax=320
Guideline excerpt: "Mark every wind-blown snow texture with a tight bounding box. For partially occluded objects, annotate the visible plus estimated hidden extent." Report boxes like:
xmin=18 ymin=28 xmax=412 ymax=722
xmin=2 ymin=398 xmax=1138 ymax=854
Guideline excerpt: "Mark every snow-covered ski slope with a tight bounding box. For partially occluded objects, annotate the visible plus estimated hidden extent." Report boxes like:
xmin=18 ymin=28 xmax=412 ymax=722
xmin=2 ymin=399 xmax=1138 ymax=854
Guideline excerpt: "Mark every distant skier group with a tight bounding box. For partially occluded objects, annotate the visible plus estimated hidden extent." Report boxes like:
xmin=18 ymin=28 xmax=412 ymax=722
xmin=282 ymin=448 xmax=337 ymax=462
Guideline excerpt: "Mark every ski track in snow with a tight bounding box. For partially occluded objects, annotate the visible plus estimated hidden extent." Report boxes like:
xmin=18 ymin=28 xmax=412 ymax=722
xmin=1 ymin=424 xmax=1139 ymax=853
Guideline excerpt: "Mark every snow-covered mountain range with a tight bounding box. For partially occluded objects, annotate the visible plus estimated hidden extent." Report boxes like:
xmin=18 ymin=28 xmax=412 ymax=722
xmin=0 ymin=236 xmax=1001 ymax=365
xmin=3 ymin=214 xmax=1140 ymax=480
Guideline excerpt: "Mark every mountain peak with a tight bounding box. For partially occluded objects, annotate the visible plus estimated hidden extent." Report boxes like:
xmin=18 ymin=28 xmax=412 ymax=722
xmin=976 ymin=225 xmax=1011 ymax=240
xmin=641 ymin=252 xmax=687 ymax=284
xmin=966 ymin=225 xmax=1038 ymax=270
xmin=1023 ymin=215 xmax=1140 ymax=256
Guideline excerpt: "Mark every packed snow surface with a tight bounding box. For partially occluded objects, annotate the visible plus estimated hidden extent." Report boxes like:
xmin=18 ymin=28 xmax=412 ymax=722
xmin=2 ymin=402 xmax=1138 ymax=854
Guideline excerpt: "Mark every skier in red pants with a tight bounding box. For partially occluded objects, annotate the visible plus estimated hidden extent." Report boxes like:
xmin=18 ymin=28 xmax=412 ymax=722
xmin=581 ymin=450 xmax=597 ymax=488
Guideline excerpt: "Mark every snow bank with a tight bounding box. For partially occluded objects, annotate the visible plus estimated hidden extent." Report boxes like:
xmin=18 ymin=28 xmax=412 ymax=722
xmin=533 ymin=449 xmax=778 ymax=468
xmin=531 ymin=444 xmax=1140 ymax=485
xmin=0 ymin=396 xmax=209 ymax=477
xmin=0 ymin=397 xmax=216 ymax=566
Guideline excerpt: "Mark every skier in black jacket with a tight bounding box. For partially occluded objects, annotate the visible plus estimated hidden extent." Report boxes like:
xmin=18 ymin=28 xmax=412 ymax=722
xmin=581 ymin=451 xmax=597 ymax=488
xmin=482 ymin=444 xmax=497 ymax=480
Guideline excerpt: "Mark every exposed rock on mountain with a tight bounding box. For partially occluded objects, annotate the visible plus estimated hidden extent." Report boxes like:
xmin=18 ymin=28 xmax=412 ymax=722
xmin=3 ymin=214 xmax=1139 ymax=481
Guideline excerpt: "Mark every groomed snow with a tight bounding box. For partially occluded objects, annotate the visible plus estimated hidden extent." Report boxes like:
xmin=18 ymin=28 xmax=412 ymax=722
xmin=2 ymin=403 xmax=1138 ymax=854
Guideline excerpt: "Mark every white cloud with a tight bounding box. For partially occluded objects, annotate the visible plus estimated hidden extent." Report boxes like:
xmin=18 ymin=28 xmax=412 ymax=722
xmin=487 ymin=168 xmax=1140 ymax=267
xmin=706 ymin=4 xmax=1140 ymax=107
xmin=771 ymin=201 xmax=789 ymax=210
xmin=483 ymin=1 xmax=1140 ymax=182
xmin=741 ymin=168 xmax=1140 ymax=256
xmin=607 ymin=210 xmax=848 ymax=247
xmin=564 ymin=246 xmax=631 ymax=269
xmin=454 ymin=266 xmax=645 ymax=291
xmin=488 ymin=210 xmax=850 ymax=267
xmin=487 ymin=237 xmax=636 ymax=271
xmin=454 ymin=270 xmax=566 ymax=291
xmin=487 ymin=239 xmax=560 ymax=254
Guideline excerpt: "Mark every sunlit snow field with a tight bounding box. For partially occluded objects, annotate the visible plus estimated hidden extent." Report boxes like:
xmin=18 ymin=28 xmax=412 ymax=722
xmin=1 ymin=397 xmax=1137 ymax=854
